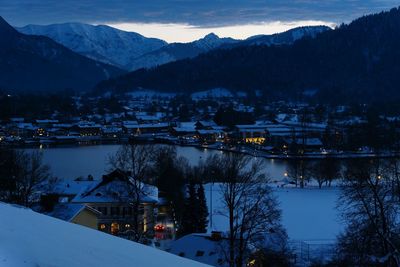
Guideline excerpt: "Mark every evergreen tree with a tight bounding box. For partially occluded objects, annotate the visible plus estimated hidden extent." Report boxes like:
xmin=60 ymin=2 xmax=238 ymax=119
xmin=196 ymin=183 xmax=208 ymax=233
xmin=180 ymin=182 xmax=198 ymax=236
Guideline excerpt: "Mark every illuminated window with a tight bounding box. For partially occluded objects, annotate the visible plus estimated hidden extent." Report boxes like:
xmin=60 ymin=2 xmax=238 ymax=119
xmin=111 ymin=222 xmax=119 ymax=235
xmin=99 ymin=224 xmax=106 ymax=230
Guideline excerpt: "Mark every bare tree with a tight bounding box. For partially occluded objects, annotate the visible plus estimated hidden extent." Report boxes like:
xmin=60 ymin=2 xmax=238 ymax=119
xmin=286 ymin=159 xmax=309 ymax=188
xmin=309 ymin=160 xmax=326 ymax=189
xmin=337 ymin=159 xmax=400 ymax=266
xmin=0 ymin=147 xmax=18 ymax=202
xmin=0 ymin=149 xmax=51 ymax=207
xmin=309 ymin=158 xmax=340 ymax=188
xmin=108 ymin=143 xmax=156 ymax=241
xmin=322 ymin=157 xmax=341 ymax=187
xmin=207 ymin=153 xmax=286 ymax=267
xmin=17 ymin=151 xmax=51 ymax=207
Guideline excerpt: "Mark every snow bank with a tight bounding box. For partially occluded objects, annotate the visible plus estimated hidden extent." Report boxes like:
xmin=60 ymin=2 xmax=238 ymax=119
xmin=0 ymin=203 xmax=208 ymax=267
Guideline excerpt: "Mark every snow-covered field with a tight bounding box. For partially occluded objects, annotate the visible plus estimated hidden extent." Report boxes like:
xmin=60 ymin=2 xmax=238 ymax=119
xmin=191 ymin=88 xmax=233 ymax=100
xmin=206 ymin=184 xmax=342 ymax=242
xmin=0 ymin=203 xmax=208 ymax=267
xmin=126 ymin=89 xmax=177 ymax=99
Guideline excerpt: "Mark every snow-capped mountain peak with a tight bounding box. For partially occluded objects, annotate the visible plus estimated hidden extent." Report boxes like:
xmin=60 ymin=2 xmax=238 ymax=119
xmin=194 ymin=32 xmax=237 ymax=50
xmin=17 ymin=22 xmax=167 ymax=70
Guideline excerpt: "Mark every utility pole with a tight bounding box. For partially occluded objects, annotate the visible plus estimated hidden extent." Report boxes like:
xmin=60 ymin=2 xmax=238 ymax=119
xmin=209 ymin=182 xmax=213 ymax=229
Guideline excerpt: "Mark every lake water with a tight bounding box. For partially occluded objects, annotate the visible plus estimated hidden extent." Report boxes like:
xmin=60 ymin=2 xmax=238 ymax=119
xmin=24 ymin=144 xmax=288 ymax=181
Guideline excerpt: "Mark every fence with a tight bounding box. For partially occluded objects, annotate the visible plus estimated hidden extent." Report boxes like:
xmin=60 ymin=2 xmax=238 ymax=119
xmin=289 ymin=239 xmax=336 ymax=266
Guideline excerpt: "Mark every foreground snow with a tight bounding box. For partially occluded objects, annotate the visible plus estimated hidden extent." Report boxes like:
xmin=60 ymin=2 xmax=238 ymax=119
xmin=206 ymin=184 xmax=342 ymax=241
xmin=0 ymin=203 xmax=208 ymax=267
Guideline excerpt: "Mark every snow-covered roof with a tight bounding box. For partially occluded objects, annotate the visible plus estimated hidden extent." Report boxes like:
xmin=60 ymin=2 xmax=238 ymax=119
xmin=16 ymin=123 xmax=38 ymax=130
xmin=122 ymin=120 xmax=139 ymax=126
xmin=52 ymin=123 xmax=73 ymax=128
xmin=102 ymin=126 xmax=122 ymax=134
xmin=72 ymin=170 xmax=158 ymax=204
xmin=10 ymin=117 xmax=24 ymax=122
xmin=137 ymin=123 xmax=169 ymax=129
xmin=51 ymin=179 xmax=97 ymax=196
xmin=235 ymin=124 xmax=268 ymax=130
xmin=136 ymin=115 xmax=160 ymax=121
xmin=191 ymin=88 xmax=233 ymax=100
xmin=173 ymin=122 xmax=197 ymax=133
xmin=197 ymin=121 xmax=217 ymax=127
xmin=76 ymin=122 xmax=102 ymax=129
xmin=170 ymin=233 xmax=228 ymax=267
xmin=44 ymin=203 xmax=100 ymax=222
xmin=36 ymin=119 xmax=59 ymax=124
xmin=0 ymin=202 xmax=208 ymax=267
xmin=197 ymin=129 xmax=225 ymax=135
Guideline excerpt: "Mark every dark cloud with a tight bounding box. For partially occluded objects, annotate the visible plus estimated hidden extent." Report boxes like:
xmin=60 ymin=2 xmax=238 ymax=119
xmin=1 ymin=0 xmax=398 ymax=26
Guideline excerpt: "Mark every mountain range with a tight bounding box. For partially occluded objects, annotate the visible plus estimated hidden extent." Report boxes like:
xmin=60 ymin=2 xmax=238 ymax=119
xmin=17 ymin=23 xmax=329 ymax=71
xmin=95 ymin=7 xmax=400 ymax=104
xmin=0 ymin=16 xmax=123 ymax=93
xmin=18 ymin=23 xmax=167 ymax=70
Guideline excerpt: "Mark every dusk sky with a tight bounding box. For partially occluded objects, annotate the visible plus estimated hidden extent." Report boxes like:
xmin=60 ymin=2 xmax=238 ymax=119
xmin=1 ymin=0 xmax=399 ymax=42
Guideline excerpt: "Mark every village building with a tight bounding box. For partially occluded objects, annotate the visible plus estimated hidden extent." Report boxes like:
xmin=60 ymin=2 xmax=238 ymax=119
xmin=171 ymin=122 xmax=197 ymax=138
xmin=196 ymin=129 xmax=225 ymax=143
xmin=44 ymin=203 xmax=100 ymax=230
xmin=71 ymin=121 xmax=102 ymax=136
xmin=71 ymin=170 xmax=158 ymax=238
xmin=235 ymin=124 xmax=268 ymax=144
xmin=195 ymin=120 xmax=218 ymax=130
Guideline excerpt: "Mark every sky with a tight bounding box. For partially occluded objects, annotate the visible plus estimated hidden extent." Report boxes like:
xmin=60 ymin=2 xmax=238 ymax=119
xmin=1 ymin=0 xmax=399 ymax=42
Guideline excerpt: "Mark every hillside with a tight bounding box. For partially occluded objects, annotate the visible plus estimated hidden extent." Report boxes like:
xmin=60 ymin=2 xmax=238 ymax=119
xmin=128 ymin=33 xmax=238 ymax=70
xmin=18 ymin=23 xmax=167 ymax=70
xmin=0 ymin=17 xmax=124 ymax=93
xmin=128 ymin=26 xmax=329 ymax=71
xmin=223 ymin=25 xmax=330 ymax=48
xmin=0 ymin=202 xmax=208 ymax=267
xmin=95 ymin=7 xmax=400 ymax=104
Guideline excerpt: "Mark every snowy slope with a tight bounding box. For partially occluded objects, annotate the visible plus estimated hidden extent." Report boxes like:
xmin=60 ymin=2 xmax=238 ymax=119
xmin=0 ymin=203 xmax=208 ymax=267
xmin=227 ymin=26 xmax=331 ymax=47
xmin=128 ymin=33 xmax=238 ymax=70
xmin=17 ymin=23 xmax=167 ymax=70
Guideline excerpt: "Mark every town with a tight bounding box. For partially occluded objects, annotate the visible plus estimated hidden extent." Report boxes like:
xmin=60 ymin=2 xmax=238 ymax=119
xmin=1 ymin=89 xmax=400 ymax=159
xmin=2 ymin=2 xmax=400 ymax=266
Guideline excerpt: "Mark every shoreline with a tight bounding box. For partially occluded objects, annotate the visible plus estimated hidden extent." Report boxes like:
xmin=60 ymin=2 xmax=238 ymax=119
xmin=3 ymin=137 xmax=400 ymax=160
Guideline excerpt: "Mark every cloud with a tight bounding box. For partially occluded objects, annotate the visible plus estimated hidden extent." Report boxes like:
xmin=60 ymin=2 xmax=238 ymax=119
xmin=2 ymin=0 xmax=398 ymax=27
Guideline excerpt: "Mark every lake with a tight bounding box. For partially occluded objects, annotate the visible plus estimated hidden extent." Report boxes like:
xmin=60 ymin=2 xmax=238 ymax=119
xmin=24 ymin=144 xmax=288 ymax=181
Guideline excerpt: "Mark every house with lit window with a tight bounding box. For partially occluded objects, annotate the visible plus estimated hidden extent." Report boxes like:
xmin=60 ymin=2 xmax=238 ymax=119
xmin=71 ymin=121 xmax=102 ymax=136
xmin=235 ymin=124 xmax=268 ymax=144
xmin=71 ymin=169 xmax=158 ymax=238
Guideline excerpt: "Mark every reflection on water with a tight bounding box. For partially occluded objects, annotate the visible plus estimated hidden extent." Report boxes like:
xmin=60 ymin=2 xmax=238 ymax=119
xmin=23 ymin=144 xmax=288 ymax=181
